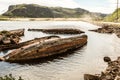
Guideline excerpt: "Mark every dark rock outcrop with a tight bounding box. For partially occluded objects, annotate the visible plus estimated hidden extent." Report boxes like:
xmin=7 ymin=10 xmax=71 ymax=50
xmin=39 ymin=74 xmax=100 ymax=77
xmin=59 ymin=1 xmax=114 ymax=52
xmin=84 ymin=74 xmax=99 ymax=80
xmin=84 ymin=57 xmax=120 ymax=80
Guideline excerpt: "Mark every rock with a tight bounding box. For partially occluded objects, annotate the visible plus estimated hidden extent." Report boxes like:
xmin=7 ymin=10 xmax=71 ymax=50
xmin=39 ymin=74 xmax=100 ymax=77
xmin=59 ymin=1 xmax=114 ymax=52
xmin=84 ymin=57 xmax=120 ymax=80
xmin=84 ymin=74 xmax=99 ymax=80
xmin=104 ymin=56 xmax=111 ymax=62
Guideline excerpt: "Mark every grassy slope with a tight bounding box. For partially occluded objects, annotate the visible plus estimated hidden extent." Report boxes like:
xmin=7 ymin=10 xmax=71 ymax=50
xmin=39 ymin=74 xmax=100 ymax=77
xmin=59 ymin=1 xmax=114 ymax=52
xmin=2 ymin=4 xmax=106 ymax=20
xmin=104 ymin=8 xmax=120 ymax=22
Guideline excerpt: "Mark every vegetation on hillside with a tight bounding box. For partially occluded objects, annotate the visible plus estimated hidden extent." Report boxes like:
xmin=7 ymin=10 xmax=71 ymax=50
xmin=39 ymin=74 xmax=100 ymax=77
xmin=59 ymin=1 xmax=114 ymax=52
xmin=104 ymin=8 xmax=120 ymax=22
xmin=0 ymin=74 xmax=24 ymax=80
xmin=2 ymin=4 xmax=106 ymax=20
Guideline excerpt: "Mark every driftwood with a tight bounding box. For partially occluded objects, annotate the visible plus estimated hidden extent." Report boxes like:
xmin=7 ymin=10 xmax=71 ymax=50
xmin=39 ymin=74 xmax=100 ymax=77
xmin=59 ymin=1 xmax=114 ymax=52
xmin=0 ymin=35 xmax=87 ymax=62
xmin=84 ymin=56 xmax=120 ymax=80
xmin=0 ymin=36 xmax=60 ymax=51
xmin=28 ymin=28 xmax=85 ymax=34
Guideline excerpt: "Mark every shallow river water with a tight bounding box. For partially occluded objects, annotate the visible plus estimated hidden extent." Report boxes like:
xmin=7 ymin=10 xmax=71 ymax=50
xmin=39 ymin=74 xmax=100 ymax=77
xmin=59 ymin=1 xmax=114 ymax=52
xmin=0 ymin=21 xmax=120 ymax=80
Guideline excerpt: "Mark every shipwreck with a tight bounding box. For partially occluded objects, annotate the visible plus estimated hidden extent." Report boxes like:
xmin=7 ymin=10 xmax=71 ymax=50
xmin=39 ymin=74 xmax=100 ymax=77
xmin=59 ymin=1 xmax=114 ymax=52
xmin=28 ymin=28 xmax=85 ymax=34
xmin=0 ymin=36 xmax=60 ymax=51
xmin=0 ymin=29 xmax=24 ymax=45
xmin=0 ymin=35 xmax=87 ymax=63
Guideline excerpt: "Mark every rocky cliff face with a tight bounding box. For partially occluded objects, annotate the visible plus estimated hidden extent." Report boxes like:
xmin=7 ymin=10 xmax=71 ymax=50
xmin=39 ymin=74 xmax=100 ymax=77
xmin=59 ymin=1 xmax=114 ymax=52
xmin=2 ymin=4 xmax=106 ymax=19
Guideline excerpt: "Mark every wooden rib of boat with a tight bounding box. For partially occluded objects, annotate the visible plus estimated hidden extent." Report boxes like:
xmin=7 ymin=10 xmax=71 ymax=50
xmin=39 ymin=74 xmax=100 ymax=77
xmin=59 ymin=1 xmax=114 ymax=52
xmin=1 ymin=35 xmax=87 ymax=62
xmin=0 ymin=36 xmax=60 ymax=51
xmin=28 ymin=28 xmax=85 ymax=34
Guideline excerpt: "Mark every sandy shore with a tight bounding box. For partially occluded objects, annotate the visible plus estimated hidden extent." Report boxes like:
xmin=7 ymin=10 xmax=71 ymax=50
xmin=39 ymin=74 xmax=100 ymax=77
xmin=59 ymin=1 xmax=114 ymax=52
xmin=89 ymin=21 xmax=120 ymax=28
xmin=1 ymin=17 xmax=120 ymax=28
xmin=0 ymin=18 xmax=87 ymax=21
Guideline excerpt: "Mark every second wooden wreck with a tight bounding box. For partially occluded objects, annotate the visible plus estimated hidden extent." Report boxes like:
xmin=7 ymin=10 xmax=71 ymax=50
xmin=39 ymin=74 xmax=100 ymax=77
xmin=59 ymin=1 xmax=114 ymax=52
xmin=28 ymin=28 xmax=85 ymax=34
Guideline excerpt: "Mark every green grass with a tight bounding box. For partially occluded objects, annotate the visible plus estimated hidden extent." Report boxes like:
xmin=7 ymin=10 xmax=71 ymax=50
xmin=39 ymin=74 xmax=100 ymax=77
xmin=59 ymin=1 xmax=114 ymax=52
xmin=0 ymin=74 xmax=24 ymax=80
xmin=104 ymin=8 xmax=120 ymax=22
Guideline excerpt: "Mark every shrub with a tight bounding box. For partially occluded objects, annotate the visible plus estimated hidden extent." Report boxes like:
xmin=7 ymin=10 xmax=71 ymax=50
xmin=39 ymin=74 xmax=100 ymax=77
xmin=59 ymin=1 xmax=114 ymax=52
xmin=0 ymin=74 xmax=24 ymax=80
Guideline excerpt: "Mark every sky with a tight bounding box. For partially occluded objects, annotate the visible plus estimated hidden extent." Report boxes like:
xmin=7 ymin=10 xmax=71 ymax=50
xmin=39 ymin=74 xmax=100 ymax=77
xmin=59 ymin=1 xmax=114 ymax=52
xmin=0 ymin=0 xmax=118 ymax=14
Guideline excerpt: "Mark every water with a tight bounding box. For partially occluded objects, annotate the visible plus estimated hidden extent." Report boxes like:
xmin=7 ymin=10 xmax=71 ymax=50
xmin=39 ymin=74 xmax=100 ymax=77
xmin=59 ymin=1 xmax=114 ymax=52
xmin=0 ymin=21 xmax=120 ymax=80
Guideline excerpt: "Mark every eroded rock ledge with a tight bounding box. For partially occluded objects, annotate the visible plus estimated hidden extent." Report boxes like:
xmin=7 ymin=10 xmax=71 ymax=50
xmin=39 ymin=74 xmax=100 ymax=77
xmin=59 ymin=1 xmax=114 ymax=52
xmin=28 ymin=28 xmax=85 ymax=34
xmin=84 ymin=57 xmax=120 ymax=80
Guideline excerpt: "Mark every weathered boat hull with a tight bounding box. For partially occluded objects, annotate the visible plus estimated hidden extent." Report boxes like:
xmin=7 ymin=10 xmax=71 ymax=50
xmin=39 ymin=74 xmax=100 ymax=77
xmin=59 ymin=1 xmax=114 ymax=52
xmin=0 ymin=29 xmax=25 ymax=46
xmin=3 ymin=35 xmax=87 ymax=62
xmin=0 ymin=36 xmax=60 ymax=51
xmin=28 ymin=28 xmax=85 ymax=34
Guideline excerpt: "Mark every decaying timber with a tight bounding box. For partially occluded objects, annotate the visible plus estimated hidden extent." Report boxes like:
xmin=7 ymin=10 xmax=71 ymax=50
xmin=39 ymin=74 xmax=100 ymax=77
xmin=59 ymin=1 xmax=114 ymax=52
xmin=84 ymin=57 xmax=120 ymax=80
xmin=0 ymin=35 xmax=87 ymax=62
xmin=89 ymin=25 xmax=120 ymax=38
xmin=8 ymin=29 xmax=25 ymax=36
xmin=0 ymin=36 xmax=60 ymax=51
xmin=28 ymin=28 xmax=84 ymax=34
xmin=0 ymin=29 xmax=24 ymax=45
xmin=0 ymin=29 xmax=24 ymax=37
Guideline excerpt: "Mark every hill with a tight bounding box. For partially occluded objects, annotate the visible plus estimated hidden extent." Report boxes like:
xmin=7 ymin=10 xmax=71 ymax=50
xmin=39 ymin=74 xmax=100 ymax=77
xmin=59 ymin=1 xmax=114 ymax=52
xmin=104 ymin=8 xmax=120 ymax=22
xmin=2 ymin=4 xmax=106 ymax=19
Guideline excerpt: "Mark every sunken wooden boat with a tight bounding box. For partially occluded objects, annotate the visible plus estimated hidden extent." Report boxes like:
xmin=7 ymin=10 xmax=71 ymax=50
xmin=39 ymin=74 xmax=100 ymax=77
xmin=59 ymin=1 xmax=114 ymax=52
xmin=28 ymin=28 xmax=84 ymax=34
xmin=0 ymin=29 xmax=25 ymax=45
xmin=0 ymin=29 xmax=25 ymax=37
xmin=0 ymin=36 xmax=60 ymax=51
xmin=1 ymin=35 xmax=87 ymax=62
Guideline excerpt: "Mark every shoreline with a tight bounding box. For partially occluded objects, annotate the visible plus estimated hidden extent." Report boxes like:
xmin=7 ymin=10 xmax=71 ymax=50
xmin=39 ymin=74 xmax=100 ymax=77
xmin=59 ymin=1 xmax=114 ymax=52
xmin=0 ymin=18 xmax=89 ymax=21
xmin=89 ymin=21 xmax=120 ymax=28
